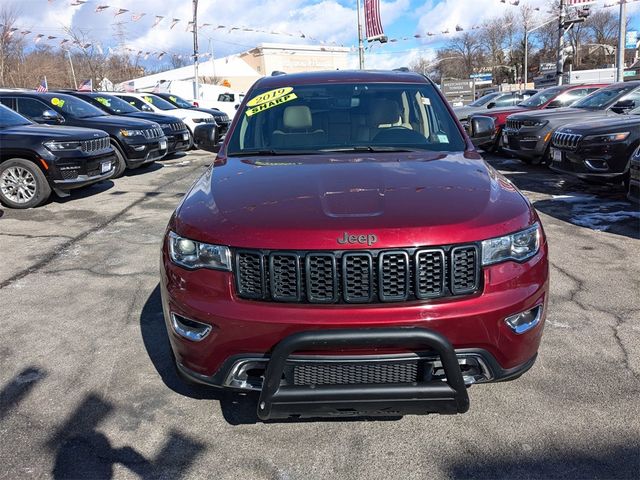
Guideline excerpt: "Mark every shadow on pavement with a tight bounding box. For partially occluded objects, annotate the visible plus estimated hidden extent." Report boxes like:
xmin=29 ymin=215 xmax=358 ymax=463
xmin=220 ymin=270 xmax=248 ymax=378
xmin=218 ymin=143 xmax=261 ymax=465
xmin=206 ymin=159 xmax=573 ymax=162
xmin=0 ymin=366 xmax=47 ymax=421
xmin=47 ymin=393 xmax=205 ymax=480
xmin=139 ymin=284 xmax=402 ymax=425
xmin=445 ymin=443 xmax=640 ymax=480
xmin=51 ymin=180 xmax=115 ymax=205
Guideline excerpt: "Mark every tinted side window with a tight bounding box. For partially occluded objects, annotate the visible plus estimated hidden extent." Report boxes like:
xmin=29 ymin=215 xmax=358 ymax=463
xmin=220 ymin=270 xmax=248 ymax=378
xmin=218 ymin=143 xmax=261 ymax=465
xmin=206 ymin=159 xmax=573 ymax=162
xmin=620 ymin=90 xmax=640 ymax=108
xmin=218 ymin=93 xmax=234 ymax=102
xmin=0 ymin=97 xmax=15 ymax=109
xmin=556 ymin=89 xmax=586 ymax=106
xmin=17 ymin=98 xmax=49 ymax=119
xmin=120 ymin=96 xmax=146 ymax=109
xmin=494 ymin=94 xmax=515 ymax=107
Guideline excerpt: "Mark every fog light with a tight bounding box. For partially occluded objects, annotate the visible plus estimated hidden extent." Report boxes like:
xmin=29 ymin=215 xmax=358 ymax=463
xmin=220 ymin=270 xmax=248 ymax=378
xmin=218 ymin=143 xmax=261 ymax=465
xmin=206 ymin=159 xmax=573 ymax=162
xmin=584 ymin=159 xmax=609 ymax=172
xmin=170 ymin=313 xmax=212 ymax=341
xmin=505 ymin=305 xmax=543 ymax=334
xmin=133 ymin=145 xmax=146 ymax=151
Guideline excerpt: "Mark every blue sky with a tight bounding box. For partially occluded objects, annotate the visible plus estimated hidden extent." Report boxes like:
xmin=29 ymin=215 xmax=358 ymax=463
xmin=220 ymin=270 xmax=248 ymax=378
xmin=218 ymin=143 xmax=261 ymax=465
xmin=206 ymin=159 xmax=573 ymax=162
xmin=6 ymin=0 xmax=640 ymax=70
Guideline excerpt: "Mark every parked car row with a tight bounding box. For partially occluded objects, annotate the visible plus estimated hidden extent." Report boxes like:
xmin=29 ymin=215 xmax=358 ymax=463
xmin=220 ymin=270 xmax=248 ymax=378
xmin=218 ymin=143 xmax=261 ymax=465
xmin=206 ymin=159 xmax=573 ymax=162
xmin=467 ymin=81 xmax=640 ymax=203
xmin=0 ymin=89 xmax=229 ymax=209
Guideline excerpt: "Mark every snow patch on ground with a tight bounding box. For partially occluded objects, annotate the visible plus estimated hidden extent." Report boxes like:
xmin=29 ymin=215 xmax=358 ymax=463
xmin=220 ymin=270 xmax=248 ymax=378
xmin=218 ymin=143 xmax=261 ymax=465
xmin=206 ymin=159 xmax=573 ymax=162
xmin=551 ymin=194 xmax=640 ymax=231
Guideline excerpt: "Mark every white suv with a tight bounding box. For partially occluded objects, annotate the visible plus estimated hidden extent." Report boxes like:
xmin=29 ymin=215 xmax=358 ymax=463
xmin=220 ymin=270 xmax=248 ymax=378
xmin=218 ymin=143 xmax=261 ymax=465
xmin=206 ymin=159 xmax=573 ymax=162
xmin=112 ymin=92 xmax=214 ymax=136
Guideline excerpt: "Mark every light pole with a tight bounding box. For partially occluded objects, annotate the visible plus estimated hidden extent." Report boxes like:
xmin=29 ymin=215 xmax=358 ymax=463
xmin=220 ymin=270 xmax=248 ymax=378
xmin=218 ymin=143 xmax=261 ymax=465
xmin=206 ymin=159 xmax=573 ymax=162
xmin=617 ymin=0 xmax=627 ymax=82
xmin=356 ymin=0 xmax=365 ymax=69
xmin=557 ymin=0 xmax=566 ymax=85
xmin=192 ymin=0 xmax=200 ymax=102
xmin=65 ymin=49 xmax=77 ymax=89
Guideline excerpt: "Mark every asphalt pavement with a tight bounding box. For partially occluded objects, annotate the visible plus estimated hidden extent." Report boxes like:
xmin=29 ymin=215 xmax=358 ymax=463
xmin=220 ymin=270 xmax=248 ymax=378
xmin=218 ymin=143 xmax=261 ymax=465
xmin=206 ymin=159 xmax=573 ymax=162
xmin=0 ymin=151 xmax=638 ymax=480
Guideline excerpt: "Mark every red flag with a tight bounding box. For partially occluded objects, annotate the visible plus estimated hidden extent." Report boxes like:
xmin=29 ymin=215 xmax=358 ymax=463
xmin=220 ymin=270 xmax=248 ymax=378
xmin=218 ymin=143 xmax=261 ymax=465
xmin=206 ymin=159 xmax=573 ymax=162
xmin=364 ymin=0 xmax=385 ymax=41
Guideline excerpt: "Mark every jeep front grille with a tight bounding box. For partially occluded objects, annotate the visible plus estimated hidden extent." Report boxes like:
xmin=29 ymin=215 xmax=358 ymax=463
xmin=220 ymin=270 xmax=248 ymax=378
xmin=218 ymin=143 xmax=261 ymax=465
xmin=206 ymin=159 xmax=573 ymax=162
xmin=234 ymin=245 xmax=480 ymax=304
xmin=80 ymin=137 xmax=110 ymax=152
xmin=143 ymin=127 xmax=164 ymax=139
xmin=506 ymin=119 xmax=523 ymax=130
xmin=169 ymin=122 xmax=186 ymax=132
xmin=552 ymin=131 xmax=582 ymax=150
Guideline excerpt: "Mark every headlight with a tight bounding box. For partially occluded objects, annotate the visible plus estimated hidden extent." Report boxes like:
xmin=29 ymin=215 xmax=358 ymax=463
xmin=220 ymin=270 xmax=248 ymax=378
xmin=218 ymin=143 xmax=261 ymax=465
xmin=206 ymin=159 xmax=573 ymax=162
xmin=481 ymin=223 xmax=541 ymax=266
xmin=583 ymin=132 xmax=630 ymax=143
xmin=119 ymin=129 xmax=145 ymax=137
xmin=521 ymin=120 xmax=547 ymax=128
xmin=168 ymin=231 xmax=231 ymax=271
xmin=192 ymin=118 xmax=207 ymax=123
xmin=43 ymin=140 xmax=82 ymax=151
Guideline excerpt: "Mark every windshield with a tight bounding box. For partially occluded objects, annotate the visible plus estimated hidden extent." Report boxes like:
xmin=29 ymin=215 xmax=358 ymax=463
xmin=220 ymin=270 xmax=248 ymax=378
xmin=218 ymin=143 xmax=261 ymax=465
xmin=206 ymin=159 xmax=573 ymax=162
xmin=227 ymin=82 xmax=466 ymax=156
xmin=572 ymin=85 xmax=635 ymax=110
xmin=90 ymin=94 xmax=138 ymax=114
xmin=163 ymin=94 xmax=193 ymax=109
xmin=0 ymin=104 xmax=32 ymax=127
xmin=141 ymin=94 xmax=177 ymax=111
xmin=519 ymin=87 xmax=564 ymax=108
xmin=48 ymin=94 xmax=105 ymax=118
xmin=468 ymin=92 xmax=500 ymax=107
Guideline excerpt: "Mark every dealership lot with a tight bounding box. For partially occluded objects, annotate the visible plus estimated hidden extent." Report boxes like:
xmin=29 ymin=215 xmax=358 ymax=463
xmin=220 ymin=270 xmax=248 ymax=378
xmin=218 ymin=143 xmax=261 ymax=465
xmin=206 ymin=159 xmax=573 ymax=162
xmin=0 ymin=151 xmax=638 ymax=479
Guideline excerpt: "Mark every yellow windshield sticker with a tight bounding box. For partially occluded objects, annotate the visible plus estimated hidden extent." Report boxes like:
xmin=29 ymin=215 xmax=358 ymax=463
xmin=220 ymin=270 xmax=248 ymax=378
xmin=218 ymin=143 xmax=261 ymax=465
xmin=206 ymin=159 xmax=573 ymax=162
xmin=51 ymin=97 xmax=64 ymax=107
xmin=170 ymin=95 xmax=177 ymax=102
xmin=143 ymin=96 xmax=153 ymax=104
xmin=96 ymin=97 xmax=109 ymax=106
xmin=246 ymin=87 xmax=293 ymax=108
xmin=246 ymin=91 xmax=298 ymax=117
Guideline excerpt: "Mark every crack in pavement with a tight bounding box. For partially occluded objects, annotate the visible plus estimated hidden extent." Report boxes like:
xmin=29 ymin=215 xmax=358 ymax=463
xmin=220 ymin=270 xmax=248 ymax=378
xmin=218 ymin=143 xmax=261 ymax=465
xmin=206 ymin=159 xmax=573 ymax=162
xmin=0 ymin=233 xmax=74 ymax=240
xmin=550 ymin=260 xmax=639 ymax=381
xmin=0 ymin=166 xmax=204 ymax=290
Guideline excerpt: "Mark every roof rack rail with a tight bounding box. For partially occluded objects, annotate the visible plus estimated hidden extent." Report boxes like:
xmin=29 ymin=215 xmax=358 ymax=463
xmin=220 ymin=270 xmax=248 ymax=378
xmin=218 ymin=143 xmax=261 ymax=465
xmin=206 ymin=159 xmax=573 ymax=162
xmin=271 ymin=71 xmax=287 ymax=76
xmin=393 ymin=67 xmax=410 ymax=72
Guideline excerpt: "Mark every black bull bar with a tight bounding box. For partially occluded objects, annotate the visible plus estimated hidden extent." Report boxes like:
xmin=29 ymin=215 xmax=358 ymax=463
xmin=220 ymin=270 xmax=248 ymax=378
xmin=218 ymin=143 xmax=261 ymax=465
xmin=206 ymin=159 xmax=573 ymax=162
xmin=257 ymin=328 xmax=470 ymax=420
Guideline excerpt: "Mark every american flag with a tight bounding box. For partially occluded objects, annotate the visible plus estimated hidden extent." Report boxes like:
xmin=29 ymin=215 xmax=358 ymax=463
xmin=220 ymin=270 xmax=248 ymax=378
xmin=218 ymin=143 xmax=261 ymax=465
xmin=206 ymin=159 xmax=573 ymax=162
xmin=77 ymin=79 xmax=92 ymax=91
xmin=36 ymin=77 xmax=48 ymax=93
xmin=364 ymin=0 xmax=385 ymax=40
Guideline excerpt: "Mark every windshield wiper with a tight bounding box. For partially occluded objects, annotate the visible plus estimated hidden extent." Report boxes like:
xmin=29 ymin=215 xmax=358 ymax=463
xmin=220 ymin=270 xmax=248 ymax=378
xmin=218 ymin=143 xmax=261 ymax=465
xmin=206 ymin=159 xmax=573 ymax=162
xmin=320 ymin=146 xmax=428 ymax=153
xmin=230 ymin=149 xmax=321 ymax=157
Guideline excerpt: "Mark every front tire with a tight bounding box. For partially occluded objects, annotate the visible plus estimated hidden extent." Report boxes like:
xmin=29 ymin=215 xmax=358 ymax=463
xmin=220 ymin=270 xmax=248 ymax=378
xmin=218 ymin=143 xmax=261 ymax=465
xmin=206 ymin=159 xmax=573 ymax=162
xmin=0 ymin=158 xmax=51 ymax=209
xmin=110 ymin=141 xmax=128 ymax=179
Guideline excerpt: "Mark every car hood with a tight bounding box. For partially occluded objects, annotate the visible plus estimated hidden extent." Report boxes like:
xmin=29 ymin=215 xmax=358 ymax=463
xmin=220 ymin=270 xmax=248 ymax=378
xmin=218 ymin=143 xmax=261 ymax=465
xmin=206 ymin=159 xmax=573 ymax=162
xmin=557 ymin=114 xmax=640 ymax=134
xmin=173 ymin=152 xmax=536 ymax=250
xmin=453 ymin=106 xmax=485 ymax=120
xmin=163 ymin=108 xmax=213 ymax=121
xmin=508 ymin=107 xmax=607 ymax=121
xmin=80 ymin=114 xmax=156 ymax=129
xmin=1 ymin=123 xmax=108 ymax=140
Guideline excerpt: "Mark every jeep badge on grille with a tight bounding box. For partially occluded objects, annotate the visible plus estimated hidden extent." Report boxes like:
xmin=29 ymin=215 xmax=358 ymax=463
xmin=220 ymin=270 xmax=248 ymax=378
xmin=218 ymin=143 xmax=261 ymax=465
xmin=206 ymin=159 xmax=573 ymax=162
xmin=337 ymin=232 xmax=378 ymax=246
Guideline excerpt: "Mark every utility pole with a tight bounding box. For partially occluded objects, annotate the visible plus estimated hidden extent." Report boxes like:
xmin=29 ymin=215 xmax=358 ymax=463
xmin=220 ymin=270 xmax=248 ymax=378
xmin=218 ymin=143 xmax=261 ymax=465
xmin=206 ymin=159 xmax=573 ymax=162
xmin=192 ymin=0 xmax=200 ymax=102
xmin=66 ymin=50 xmax=77 ymax=89
xmin=556 ymin=0 xmax=566 ymax=86
xmin=524 ymin=27 xmax=528 ymax=88
xmin=617 ymin=0 xmax=627 ymax=82
xmin=356 ymin=0 xmax=365 ymax=69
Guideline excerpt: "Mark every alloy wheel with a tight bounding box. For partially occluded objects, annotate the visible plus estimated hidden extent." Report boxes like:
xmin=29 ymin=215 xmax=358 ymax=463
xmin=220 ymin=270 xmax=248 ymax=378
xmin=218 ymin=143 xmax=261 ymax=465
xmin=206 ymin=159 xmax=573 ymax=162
xmin=0 ymin=166 xmax=37 ymax=204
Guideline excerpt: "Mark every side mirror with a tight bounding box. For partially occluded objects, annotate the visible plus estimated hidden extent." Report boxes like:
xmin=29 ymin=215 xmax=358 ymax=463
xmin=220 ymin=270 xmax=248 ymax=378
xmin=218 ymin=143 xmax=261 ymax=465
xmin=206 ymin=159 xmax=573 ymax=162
xmin=141 ymin=104 xmax=154 ymax=112
xmin=546 ymin=100 xmax=562 ymax=109
xmin=486 ymin=102 xmax=496 ymax=109
xmin=470 ymin=116 xmax=495 ymax=139
xmin=611 ymin=99 xmax=635 ymax=114
xmin=234 ymin=104 xmax=239 ymax=111
xmin=41 ymin=109 xmax=64 ymax=123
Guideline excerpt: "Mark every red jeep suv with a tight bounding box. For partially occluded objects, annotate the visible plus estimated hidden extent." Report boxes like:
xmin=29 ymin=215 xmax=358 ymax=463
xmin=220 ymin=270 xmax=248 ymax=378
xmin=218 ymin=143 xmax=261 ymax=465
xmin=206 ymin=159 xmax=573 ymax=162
xmin=160 ymin=70 xmax=549 ymax=420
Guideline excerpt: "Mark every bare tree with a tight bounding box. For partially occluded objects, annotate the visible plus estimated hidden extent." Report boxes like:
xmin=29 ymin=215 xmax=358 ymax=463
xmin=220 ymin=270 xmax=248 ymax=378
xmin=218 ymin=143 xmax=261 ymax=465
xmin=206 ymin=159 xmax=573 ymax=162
xmin=445 ymin=32 xmax=485 ymax=78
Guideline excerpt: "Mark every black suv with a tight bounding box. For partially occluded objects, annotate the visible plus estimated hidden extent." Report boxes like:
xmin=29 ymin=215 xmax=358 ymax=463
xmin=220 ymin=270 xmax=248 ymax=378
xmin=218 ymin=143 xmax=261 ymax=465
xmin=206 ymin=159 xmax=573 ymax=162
xmin=504 ymin=81 xmax=640 ymax=164
xmin=0 ymin=104 xmax=115 ymax=209
xmin=58 ymin=91 xmax=191 ymax=155
xmin=0 ymin=92 xmax=168 ymax=178
xmin=151 ymin=92 xmax=231 ymax=141
xmin=550 ymin=107 xmax=640 ymax=185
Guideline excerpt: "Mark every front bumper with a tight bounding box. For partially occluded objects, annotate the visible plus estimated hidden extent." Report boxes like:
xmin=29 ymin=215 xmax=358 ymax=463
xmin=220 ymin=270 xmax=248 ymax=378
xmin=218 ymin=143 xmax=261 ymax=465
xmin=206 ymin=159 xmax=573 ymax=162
xmin=164 ymin=131 xmax=191 ymax=153
xmin=49 ymin=151 xmax=117 ymax=190
xmin=549 ymin=144 xmax=631 ymax=183
xmin=160 ymin=241 xmax=549 ymax=391
xmin=503 ymin=127 xmax=549 ymax=160
xmin=121 ymin=137 xmax=168 ymax=165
